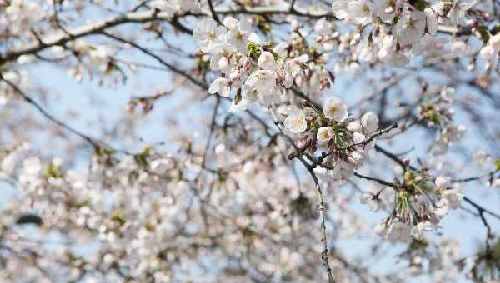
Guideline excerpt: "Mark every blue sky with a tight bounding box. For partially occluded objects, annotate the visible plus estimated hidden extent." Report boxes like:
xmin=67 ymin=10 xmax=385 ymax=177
xmin=0 ymin=3 xmax=499 ymax=281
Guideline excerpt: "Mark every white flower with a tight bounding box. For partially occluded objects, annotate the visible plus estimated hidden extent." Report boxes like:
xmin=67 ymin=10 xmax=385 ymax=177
xmin=50 ymin=46 xmax=65 ymax=56
xmin=282 ymin=58 xmax=304 ymax=88
xmin=446 ymin=0 xmax=475 ymax=26
xmin=377 ymin=34 xmax=396 ymax=60
xmin=386 ymin=221 xmax=412 ymax=242
xmin=258 ymin=51 xmax=276 ymax=70
xmin=89 ymin=45 xmax=113 ymax=62
xmin=332 ymin=0 xmax=350 ymax=19
xmin=23 ymin=156 xmax=42 ymax=176
xmin=413 ymin=221 xmax=433 ymax=238
xmin=151 ymin=158 xmax=173 ymax=173
xmin=476 ymin=41 xmax=499 ymax=74
xmin=2 ymin=153 xmax=19 ymax=175
xmin=435 ymin=176 xmax=451 ymax=189
xmin=360 ymin=193 xmax=380 ymax=211
xmin=273 ymin=42 xmax=289 ymax=58
xmin=242 ymin=70 xmax=277 ymax=101
xmin=193 ymin=18 xmax=225 ymax=53
xmin=284 ymin=110 xmax=307 ymax=134
xmin=356 ymin=33 xmax=375 ymax=63
xmin=313 ymin=166 xmax=331 ymax=181
xmin=361 ymin=112 xmax=378 ymax=134
xmin=347 ymin=0 xmax=374 ymax=25
xmin=352 ymin=132 xmax=366 ymax=144
xmin=314 ymin=18 xmax=333 ymax=35
xmin=295 ymin=54 xmax=309 ymax=64
xmin=248 ymin=33 xmax=262 ymax=45
xmin=208 ymin=77 xmax=230 ymax=97
xmin=19 ymin=156 xmax=43 ymax=185
xmin=374 ymin=222 xmax=386 ymax=236
xmin=217 ymin=56 xmax=229 ymax=71
xmin=331 ymin=159 xmax=355 ymax=180
xmin=223 ymin=17 xmax=239 ymax=30
xmin=0 ymin=96 xmax=7 ymax=106
xmin=214 ymin=144 xmax=225 ymax=154
xmin=1 ymin=71 xmax=19 ymax=83
xmin=17 ymin=55 xmax=35 ymax=64
xmin=394 ymin=10 xmax=427 ymax=46
xmin=333 ymin=0 xmax=373 ymax=25
xmin=323 ymin=96 xmax=348 ymax=122
xmin=347 ymin=120 xmax=362 ymax=132
xmin=317 ymin=127 xmax=334 ymax=144
xmin=150 ymin=0 xmax=197 ymax=16
xmin=372 ymin=0 xmax=396 ymax=23
xmin=492 ymin=178 xmax=500 ymax=188
xmin=349 ymin=150 xmax=364 ymax=164
xmin=424 ymin=8 xmax=438 ymax=34
xmin=223 ymin=17 xmax=252 ymax=53
xmin=489 ymin=33 xmax=500 ymax=50
xmin=209 ymin=52 xmax=232 ymax=73
xmin=434 ymin=198 xmax=449 ymax=217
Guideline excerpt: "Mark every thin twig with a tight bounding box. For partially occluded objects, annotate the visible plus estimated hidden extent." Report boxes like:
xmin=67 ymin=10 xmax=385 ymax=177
xmin=207 ymin=0 xmax=222 ymax=25
xmin=353 ymin=172 xmax=397 ymax=188
xmin=201 ymin=97 xmax=221 ymax=168
xmin=274 ymin=122 xmax=335 ymax=282
xmin=0 ymin=75 xmax=101 ymax=150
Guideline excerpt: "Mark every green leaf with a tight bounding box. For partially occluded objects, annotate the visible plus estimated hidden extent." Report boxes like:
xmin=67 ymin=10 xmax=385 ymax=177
xmin=134 ymin=146 xmax=152 ymax=168
xmin=247 ymin=41 xmax=262 ymax=60
xmin=409 ymin=238 xmax=428 ymax=250
xmin=477 ymin=25 xmax=490 ymax=44
xmin=44 ymin=162 xmax=63 ymax=179
xmin=491 ymin=24 xmax=500 ymax=35
xmin=410 ymin=0 xmax=429 ymax=11
xmin=111 ymin=210 xmax=126 ymax=226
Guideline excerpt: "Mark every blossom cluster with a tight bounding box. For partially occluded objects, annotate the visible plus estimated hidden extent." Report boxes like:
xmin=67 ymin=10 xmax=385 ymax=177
xmin=196 ymin=17 xmax=382 ymax=183
xmin=369 ymin=172 xmax=463 ymax=242
xmin=0 ymin=0 xmax=498 ymax=282
xmin=196 ymin=16 xmax=331 ymax=111
xmin=331 ymin=0 xmax=499 ymax=74
xmin=291 ymin=97 xmax=380 ymax=181
xmin=0 ymin=140 xmax=347 ymax=282
xmin=188 ymin=4 xmax=498 ymax=248
xmin=417 ymin=86 xmax=466 ymax=154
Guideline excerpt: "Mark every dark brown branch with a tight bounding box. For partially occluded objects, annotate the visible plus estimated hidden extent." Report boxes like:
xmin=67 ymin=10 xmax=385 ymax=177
xmin=101 ymin=31 xmax=208 ymax=90
xmin=0 ymin=9 xmax=192 ymax=65
xmin=452 ymin=171 xmax=498 ymax=183
xmin=463 ymin=196 xmax=499 ymax=253
xmin=353 ymin=172 xmax=397 ymax=188
xmin=374 ymin=144 xmax=417 ymax=171
xmin=274 ymin=122 xmax=335 ymax=282
xmin=207 ymin=0 xmax=222 ymax=25
xmin=463 ymin=196 xmax=500 ymax=221
xmin=215 ymin=7 xmax=335 ymax=20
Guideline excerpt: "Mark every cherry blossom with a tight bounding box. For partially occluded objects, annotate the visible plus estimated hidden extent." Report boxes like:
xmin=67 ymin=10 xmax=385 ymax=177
xmin=317 ymin=127 xmax=334 ymax=144
xmin=284 ymin=109 xmax=308 ymax=134
xmin=323 ymin=96 xmax=348 ymax=122
xmin=0 ymin=0 xmax=498 ymax=282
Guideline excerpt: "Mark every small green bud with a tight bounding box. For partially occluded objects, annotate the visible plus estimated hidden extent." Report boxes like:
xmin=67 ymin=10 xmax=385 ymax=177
xmin=247 ymin=42 xmax=262 ymax=60
xmin=44 ymin=163 xmax=63 ymax=179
